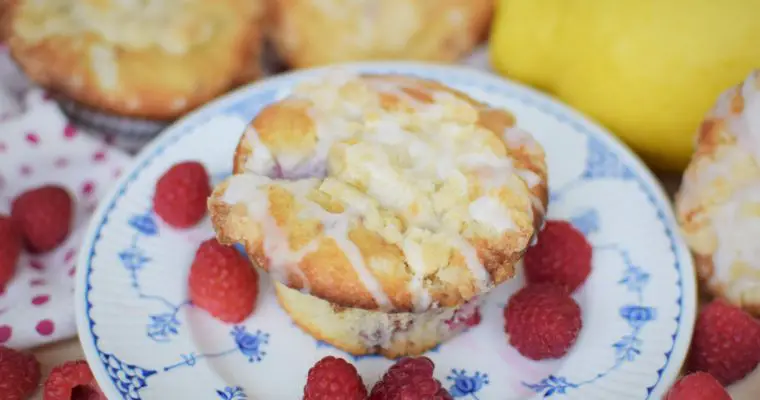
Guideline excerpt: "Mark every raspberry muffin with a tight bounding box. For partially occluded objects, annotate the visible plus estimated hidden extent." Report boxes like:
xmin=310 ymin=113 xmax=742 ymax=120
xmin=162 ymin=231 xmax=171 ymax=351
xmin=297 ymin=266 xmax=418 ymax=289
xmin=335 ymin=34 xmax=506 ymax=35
xmin=209 ymin=73 xmax=548 ymax=356
xmin=8 ymin=0 xmax=265 ymax=142
xmin=267 ymin=0 xmax=493 ymax=68
xmin=676 ymin=70 xmax=760 ymax=315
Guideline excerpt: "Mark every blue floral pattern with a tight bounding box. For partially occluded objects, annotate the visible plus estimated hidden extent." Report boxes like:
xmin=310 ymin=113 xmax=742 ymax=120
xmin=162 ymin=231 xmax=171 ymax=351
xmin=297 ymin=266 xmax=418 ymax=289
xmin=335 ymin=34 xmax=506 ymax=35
xmin=448 ymin=369 xmax=489 ymax=399
xmin=216 ymin=386 xmax=247 ymax=400
xmin=524 ymin=146 xmax=661 ymax=396
xmin=163 ymin=326 xmax=269 ymax=371
xmin=78 ymin=66 xmax=690 ymax=399
xmin=120 ymin=210 xmax=191 ymax=343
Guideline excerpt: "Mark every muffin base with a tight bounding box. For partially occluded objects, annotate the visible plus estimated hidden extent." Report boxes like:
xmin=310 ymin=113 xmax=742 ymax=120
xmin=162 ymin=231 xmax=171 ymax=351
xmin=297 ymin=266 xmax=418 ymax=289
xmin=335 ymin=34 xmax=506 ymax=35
xmin=274 ymin=281 xmax=482 ymax=359
xmin=57 ymin=97 xmax=169 ymax=152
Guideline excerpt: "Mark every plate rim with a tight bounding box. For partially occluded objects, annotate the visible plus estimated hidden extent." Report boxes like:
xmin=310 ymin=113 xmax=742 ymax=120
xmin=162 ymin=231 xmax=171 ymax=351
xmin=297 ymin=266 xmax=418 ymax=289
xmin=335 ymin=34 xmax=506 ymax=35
xmin=74 ymin=61 xmax=697 ymax=399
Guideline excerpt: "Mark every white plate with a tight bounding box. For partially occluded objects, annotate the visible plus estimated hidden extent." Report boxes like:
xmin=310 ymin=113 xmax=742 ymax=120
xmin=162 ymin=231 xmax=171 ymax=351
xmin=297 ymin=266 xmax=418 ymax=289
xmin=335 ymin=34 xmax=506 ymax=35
xmin=75 ymin=63 xmax=696 ymax=400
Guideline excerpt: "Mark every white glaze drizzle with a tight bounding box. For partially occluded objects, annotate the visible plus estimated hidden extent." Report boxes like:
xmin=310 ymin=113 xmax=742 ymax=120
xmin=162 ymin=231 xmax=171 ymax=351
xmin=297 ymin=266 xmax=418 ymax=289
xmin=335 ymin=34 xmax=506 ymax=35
xmin=223 ymin=74 xmax=545 ymax=311
xmin=679 ymin=71 xmax=760 ymax=304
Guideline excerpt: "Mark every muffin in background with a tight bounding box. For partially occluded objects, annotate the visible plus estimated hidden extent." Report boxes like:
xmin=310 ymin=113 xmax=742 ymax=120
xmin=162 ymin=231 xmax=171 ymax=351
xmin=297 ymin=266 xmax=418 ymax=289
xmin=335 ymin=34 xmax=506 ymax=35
xmin=8 ymin=0 xmax=265 ymax=141
xmin=0 ymin=0 xmax=15 ymax=41
xmin=676 ymin=70 xmax=760 ymax=315
xmin=267 ymin=0 xmax=493 ymax=69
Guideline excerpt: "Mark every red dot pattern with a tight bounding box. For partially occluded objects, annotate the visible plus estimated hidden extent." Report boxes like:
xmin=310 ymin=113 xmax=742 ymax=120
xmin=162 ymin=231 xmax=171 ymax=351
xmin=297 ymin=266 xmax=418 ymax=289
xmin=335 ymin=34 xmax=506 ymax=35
xmin=0 ymin=84 xmax=132 ymax=348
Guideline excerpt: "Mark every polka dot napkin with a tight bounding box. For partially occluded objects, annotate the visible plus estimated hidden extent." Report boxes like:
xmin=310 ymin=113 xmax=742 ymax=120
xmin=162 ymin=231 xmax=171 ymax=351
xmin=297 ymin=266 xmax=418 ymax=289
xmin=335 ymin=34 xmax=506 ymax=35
xmin=0 ymin=46 xmax=132 ymax=349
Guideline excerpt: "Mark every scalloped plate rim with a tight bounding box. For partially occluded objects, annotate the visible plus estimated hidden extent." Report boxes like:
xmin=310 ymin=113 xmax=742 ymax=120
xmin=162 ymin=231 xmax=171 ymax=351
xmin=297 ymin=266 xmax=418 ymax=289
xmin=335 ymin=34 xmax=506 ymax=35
xmin=74 ymin=62 xmax=697 ymax=400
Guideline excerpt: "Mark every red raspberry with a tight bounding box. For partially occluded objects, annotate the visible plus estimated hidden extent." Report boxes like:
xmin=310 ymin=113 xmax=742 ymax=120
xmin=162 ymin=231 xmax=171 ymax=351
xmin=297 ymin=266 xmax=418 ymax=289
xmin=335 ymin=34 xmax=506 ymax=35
xmin=523 ymin=220 xmax=592 ymax=293
xmin=0 ymin=346 xmax=41 ymax=400
xmin=687 ymin=299 xmax=760 ymax=385
xmin=664 ymin=372 xmax=730 ymax=400
xmin=153 ymin=161 xmax=211 ymax=228
xmin=303 ymin=356 xmax=367 ymax=400
xmin=189 ymin=238 xmax=258 ymax=323
xmin=43 ymin=360 xmax=105 ymax=400
xmin=11 ymin=185 xmax=73 ymax=253
xmin=369 ymin=356 xmax=452 ymax=400
xmin=0 ymin=215 xmax=22 ymax=287
xmin=505 ymin=284 xmax=582 ymax=360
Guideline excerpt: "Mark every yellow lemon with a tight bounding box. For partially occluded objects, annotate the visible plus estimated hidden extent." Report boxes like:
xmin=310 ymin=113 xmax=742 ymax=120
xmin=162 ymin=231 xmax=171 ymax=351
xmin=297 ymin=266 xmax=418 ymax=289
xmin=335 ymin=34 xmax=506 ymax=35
xmin=490 ymin=0 xmax=760 ymax=171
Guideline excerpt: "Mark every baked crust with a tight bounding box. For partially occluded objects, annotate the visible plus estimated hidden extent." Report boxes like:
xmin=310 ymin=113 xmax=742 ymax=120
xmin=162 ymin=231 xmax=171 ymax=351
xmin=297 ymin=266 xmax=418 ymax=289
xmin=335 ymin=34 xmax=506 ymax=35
xmin=8 ymin=0 xmax=265 ymax=120
xmin=274 ymin=281 xmax=477 ymax=358
xmin=267 ymin=0 xmax=493 ymax=68
xmin=210 ymin=73 xmax=548 ymax=312
xmin=0 ymin=0 xmax=15 ymax=41
xmin=676 ymin=70 xmax=760 ymax=314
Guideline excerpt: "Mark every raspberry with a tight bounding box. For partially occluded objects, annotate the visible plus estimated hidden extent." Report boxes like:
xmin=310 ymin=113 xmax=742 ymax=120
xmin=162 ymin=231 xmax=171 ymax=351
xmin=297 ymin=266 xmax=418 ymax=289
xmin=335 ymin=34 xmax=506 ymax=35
xmin=153 ymin=161 xmax=211 ymax=228
xmin=189 ymin=238 xmax=258 ymax=323
xmin=523 ymin=220 xmax=592 ymax=293
xmin=369 ymin=356 xmax=452 ymax=400
xmin=303 ymin=356 xmax=367 ymax=400
xmin=0 ymin=346 xmax=41 ymax=400
xmin=0 ymin=215 xmax=22 ymax=287
xmin=505 ymin=284 xmax=582 ymax=360
xmin=11 ymin=185 xmax=73 ymax=253
xmin=44 ymin=360 xmax=105 ymax=400
xmin=664 ymin=372 xmax=730 ymax=400
xmin=687 ymin=299 xmax=760 ymax=385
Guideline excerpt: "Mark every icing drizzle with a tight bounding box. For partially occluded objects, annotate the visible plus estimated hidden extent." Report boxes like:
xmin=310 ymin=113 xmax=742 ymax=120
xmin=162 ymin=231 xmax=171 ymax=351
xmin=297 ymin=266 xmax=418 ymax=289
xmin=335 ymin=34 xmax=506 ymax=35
xmin=220 ymin=73 xmax=545 ymax=311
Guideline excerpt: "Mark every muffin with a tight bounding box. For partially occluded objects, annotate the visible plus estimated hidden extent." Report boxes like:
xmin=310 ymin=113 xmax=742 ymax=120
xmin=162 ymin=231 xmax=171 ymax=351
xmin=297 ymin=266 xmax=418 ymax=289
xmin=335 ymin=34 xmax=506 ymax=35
xmin=676 ymin=70 xmax=760 ymax=315
xmin=267 ymin=0 xmax=493 ymax=68
xmin=7 ymin=0 xmax=265 ymax=141
xmin=209 ymin=73 xmax=548 ymax=356
xmin=0 ymin=0 xmax=14 ymax=41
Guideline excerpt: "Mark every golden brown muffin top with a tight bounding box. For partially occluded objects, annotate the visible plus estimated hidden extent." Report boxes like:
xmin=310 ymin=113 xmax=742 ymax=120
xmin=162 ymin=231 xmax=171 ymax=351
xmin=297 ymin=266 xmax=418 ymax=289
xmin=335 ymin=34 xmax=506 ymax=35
xmin=13 ymin=0 xmax=248 ymax=54
xmin=676 ymin=70 xmax=760 ymax=311
xmin=210 ymin=73 xmax=548 ymax=312
xmin=9 ymin=0 xmax=264 ymax=119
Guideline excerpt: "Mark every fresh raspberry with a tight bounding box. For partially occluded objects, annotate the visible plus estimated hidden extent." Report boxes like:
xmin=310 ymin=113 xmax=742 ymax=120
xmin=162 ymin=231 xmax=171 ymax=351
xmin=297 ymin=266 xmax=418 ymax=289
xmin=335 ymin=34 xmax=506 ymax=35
xmin=0 ymin=346 xmax=41 ymax=400
xmin=523 ymin=220 xmax=592 ymax=293
xmin=153 ymin=161 xmax=211 ymax=228
xmin=504 ymin=284 xmax=582 ymax=360
xmin=11 ymin=185 xmax=73 ymax=253
xmin=664 ymin=372 xmax=730 ymax=400
xmin=687 ymin=299 xmax=760 ymax=385
xmin=0 ymin=215 xmax=22 ymax=287
xmin=303 ymin=356 xmax=367 ymax=400
xmin=189 ymin=238 xmax=258 ymax=323
xmin=43 ymin=360 xmax=105 ymax=400
xmin=369 ymin=356 xmax=452 ymax=400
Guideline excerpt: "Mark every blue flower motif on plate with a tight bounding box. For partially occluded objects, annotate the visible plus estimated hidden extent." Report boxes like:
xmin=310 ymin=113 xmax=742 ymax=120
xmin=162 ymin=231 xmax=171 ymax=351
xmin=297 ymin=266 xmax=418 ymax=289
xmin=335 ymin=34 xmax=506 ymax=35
xmin=569 ymin=209 xmax=600 ymax=237
xmin=524 ymin=375 xmax=578 ymax=397
xmin=583 ymin=137 xmax=635 ymax=180
xmin=118 ymin=247 xmax=150 ymax=272
xmin=620 ymin=305 xmax=657 ymax=329
xmin=128 ymin=213 xmax=159 ymax=236
xmin=163 ymin=326 xmax=270 ymax=372
xmin=447 ymin=369 xmax=489 ymax=399
xmin=233 ymin=326 xmax=269 ymax=362
xmin=146 ymin=313 xmax=181 ymax=343
xmin=217 ymin=386 xmax=247 ymax=400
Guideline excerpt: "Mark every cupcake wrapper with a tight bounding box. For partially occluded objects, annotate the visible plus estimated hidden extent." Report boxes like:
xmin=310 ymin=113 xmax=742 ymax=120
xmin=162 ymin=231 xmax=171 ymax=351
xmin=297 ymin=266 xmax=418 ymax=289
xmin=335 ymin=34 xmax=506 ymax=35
xmin=57 ymin=97 xmax=171 ymax=153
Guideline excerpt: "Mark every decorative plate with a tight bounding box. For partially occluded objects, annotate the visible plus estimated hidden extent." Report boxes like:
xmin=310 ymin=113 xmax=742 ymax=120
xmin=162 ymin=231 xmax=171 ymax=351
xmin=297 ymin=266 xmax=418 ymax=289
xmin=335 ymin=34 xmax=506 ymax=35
xmin=74 ymin=63 xmax=696 ymax=400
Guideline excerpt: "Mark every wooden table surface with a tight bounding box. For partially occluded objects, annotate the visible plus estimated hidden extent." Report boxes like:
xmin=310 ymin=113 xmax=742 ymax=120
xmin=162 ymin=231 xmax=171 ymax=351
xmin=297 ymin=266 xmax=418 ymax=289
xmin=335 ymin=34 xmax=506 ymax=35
xmin=26 ymin=174 xmax=760 ymax=399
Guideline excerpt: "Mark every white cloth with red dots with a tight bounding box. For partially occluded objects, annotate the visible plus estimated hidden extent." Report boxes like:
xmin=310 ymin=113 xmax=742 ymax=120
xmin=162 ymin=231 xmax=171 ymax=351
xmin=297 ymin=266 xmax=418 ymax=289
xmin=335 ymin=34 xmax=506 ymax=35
xmin=0 ymin=45 xmax=132 ymax=349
